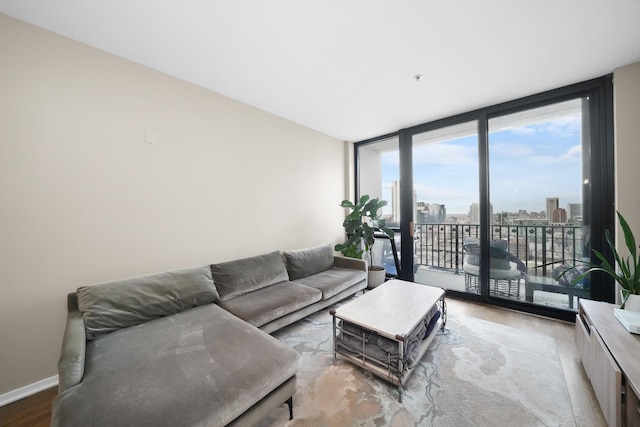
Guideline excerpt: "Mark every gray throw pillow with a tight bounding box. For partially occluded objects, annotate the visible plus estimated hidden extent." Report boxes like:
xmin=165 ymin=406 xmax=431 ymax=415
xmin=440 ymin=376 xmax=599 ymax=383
xmin=77 ymin=265 xmax=219 ymax=340
xmin=552 ymin=264 xmax=589 ymax=288
xmin=211 ymin=251 xmax=290 ymax=302
xmin=284 ymin=244 xmax=335 ymax=280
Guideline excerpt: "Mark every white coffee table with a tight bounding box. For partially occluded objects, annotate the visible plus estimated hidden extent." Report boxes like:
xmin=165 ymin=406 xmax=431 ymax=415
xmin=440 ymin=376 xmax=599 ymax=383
xmin=330 ymin=279 xmax=446 ymax=401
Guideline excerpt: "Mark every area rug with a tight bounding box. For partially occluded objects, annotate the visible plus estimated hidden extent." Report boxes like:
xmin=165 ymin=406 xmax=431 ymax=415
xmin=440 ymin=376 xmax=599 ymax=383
xmin=258 ymin=303 xmax=576 ymax=427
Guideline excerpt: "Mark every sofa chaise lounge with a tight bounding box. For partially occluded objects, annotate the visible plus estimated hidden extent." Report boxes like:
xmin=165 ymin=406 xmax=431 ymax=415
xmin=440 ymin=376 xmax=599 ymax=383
xmin=51 ymin=244 xmax=367 ymax=427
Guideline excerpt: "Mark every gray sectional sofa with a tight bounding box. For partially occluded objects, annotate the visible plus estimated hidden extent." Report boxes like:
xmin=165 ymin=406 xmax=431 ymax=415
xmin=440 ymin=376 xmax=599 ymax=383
xmin=51 ymin=244 xmax=367 ymax=427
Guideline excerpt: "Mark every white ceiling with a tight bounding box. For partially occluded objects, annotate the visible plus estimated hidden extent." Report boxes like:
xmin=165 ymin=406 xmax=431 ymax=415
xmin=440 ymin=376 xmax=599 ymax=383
xmin=1 ymin=0 xmax=639 ymax=142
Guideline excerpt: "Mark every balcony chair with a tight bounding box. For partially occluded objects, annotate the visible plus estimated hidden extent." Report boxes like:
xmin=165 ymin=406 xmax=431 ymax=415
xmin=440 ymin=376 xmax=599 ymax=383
xmin=524 ymin=263 xmax=590 ymax=309
xmin=463 ymin=238 xmax=528 ymax=299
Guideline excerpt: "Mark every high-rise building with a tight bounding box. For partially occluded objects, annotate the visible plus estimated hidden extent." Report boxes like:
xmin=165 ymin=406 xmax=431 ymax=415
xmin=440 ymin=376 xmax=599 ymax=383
xmin=426 ymin=203 xmax=446 ymax=223
xmin=470 ymin=203 xmax=479 ymax=224
xmin=413 ymin=190 xmax=417 ymax=223
xmin=552 ymin=208 xmax=567 ymax=223
xmin=546 ymin=197 xmax=559 ymax=222
xmin=469 ymin=202 xmax=493 ymax=225
xmin=391 ymin=182 xmax=420 ymax=224
xmin=391 ymin=180 xmax=400 ymax=223
xmin=567 ymin=203 xmax=582 ymax=220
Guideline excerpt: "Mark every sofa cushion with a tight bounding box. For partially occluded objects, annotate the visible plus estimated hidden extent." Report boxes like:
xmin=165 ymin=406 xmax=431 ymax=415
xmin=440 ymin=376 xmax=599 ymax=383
xmin=211 ymin=251 xmax=290 ymax=302
xmin=51 ymin=304 xmax=300 ymax=427
xmin=283 ymin=244 xmax=335 ymax=280
xmin=291 ymin=267 xmax=367 ymax=300
xmin=77 ymin=266 xmax=218 ymax=340
xmin=463 ymin=237 xmax=508 ymax=251
xmin=218 ymin=281 xmax=322 ymax=328
xmin=463 ymin=264 xmax=522 ymax=280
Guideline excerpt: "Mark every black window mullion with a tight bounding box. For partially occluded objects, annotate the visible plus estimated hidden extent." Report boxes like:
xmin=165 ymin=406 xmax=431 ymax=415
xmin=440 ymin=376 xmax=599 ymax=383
xmin=398 ymin=128 xmax=414 ymax=282
xmin=478 ymin=115 xmax=491 ymax=298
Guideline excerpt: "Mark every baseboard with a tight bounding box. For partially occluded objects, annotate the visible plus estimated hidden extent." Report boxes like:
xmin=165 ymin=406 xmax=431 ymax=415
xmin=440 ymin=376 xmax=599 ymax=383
xmin=0 ymin=375 xmax=58 ymax=407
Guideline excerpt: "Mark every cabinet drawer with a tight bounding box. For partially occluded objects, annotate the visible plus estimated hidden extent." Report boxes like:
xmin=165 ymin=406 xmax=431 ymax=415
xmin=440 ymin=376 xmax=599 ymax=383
xmin=578 ymin=300 xmax=640 ymax=427
xmin=591 ymin=330 xmax=622 ymax=427
xmin=576 ymin=309 xmax=592 ymax=375
xmin=627 ymin=386 xmax=640 ymax=427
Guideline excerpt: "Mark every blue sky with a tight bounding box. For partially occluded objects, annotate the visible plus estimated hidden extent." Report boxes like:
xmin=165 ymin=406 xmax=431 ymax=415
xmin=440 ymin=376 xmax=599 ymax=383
xmin=381 ymin=114 xmax=583 ymax=215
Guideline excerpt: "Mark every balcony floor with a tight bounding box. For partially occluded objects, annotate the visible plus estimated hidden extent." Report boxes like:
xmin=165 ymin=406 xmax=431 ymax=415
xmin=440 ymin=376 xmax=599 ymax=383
xmin=414 ymin=266 xmax=581 ymax=311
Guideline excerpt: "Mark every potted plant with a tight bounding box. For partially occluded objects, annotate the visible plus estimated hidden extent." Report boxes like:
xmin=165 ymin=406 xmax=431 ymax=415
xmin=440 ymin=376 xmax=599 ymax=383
xmin=335 ymin=195 xmax=394 ymax=288
xmin=566 ymin=211 xmax=640 ymax=310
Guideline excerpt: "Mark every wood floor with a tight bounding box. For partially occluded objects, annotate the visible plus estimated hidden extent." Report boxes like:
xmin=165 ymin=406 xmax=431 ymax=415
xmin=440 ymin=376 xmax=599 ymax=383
xmin=0 ymin=387 xmax=57 ymax=427
xmin=0 ymin=297 xmax=605 ymax=427
xmin=447 ymin=298 xmax=606 ymax=427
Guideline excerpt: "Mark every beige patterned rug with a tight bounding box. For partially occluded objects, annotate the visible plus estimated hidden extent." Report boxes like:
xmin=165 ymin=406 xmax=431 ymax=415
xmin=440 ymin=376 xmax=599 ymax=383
xmin=259 ymin=302 xmax=575 ymax=427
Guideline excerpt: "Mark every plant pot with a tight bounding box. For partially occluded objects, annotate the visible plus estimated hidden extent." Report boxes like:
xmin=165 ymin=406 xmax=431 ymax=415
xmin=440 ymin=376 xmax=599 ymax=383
xmin=623 ymin=294 xmax=640 ymax=312
xmin=367 ymin=266 xmax=386 ymax=289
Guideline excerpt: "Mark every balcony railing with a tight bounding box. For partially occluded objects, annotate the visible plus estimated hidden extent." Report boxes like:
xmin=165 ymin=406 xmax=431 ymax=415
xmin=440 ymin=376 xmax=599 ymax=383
xmin=414 ymin=223 xmax=584 ymax=277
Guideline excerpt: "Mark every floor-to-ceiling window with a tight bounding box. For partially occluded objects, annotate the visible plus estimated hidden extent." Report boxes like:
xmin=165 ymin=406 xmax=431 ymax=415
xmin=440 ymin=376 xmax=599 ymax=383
xmin=356 ymin=135 xmax=401 ymax=274
xmin=358 ymin=135 xmax=400 ymax=224
xmin=410 ymin=121 xmax=480 ymax=296
xmin=487 ymin=98 xmax=588 ymax=309
xmin=355 ymin=76 xmax=614 ymax=321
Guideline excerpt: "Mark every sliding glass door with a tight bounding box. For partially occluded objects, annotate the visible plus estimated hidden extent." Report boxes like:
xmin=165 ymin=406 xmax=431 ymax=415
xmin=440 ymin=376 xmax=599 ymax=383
xmin=487 ymin=98 xmax=590 ymax=310
xmin=410 ymin=121 xmax=481 ymax=296
xmin=355 ymin=76 xmax=613 ymax=320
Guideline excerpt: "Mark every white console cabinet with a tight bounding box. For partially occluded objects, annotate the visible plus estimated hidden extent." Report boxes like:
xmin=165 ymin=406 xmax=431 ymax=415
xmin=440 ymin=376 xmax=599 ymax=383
xmin=577 ymin=300 xmax=640 ymax=427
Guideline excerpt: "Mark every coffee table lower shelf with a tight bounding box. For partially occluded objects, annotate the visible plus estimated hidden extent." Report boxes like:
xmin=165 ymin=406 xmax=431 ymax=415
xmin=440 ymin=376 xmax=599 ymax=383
xmin=332 ymin=317 xmax=443 ymax=401
xmin=330 ymin=283 xmax=445 ymax=402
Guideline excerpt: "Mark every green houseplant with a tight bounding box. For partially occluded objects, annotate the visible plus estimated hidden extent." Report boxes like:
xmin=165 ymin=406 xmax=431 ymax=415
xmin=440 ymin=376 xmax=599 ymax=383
xmin=335 ymin=195 xmax=394 ymax=286
xmin=568 ymin=211 xmax=640 ymax=309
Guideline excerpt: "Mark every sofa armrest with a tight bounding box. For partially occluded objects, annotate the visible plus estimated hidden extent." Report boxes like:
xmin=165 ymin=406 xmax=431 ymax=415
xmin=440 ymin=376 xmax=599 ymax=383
xmin=333 ymin=256 xmax=366 ymax=272
xmin=57 ymin=307 xmax=86 ymax=393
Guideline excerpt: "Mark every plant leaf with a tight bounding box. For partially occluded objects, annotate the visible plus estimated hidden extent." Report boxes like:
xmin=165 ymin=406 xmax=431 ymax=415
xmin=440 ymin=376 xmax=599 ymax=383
xmin=619 ymin=211 xmax=637 ymax=260
xmin=617 ymin=211 xmax=640 ymax=294
xmin=339 ymin=200 xmax=355 ymax=208
xmin=337 ymin=194 xmax=392 ymax=261
xmin=378 ymin=224 xmax=395 ymax=239
xmin=357 ymin=194 xmax=370 ymax=208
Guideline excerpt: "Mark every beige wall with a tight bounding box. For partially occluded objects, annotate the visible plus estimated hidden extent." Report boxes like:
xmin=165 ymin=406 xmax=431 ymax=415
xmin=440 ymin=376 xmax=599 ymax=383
xmin=0 ymin=14 xmax=347 ymax=395
xmin=613 ymin=62 xmax=640 ymax=272
xmin=358 ymin=146 xmax=383 ymax=201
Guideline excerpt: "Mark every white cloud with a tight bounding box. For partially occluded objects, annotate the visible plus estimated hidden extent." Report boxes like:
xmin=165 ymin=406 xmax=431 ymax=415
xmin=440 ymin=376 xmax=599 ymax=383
xmin=539 ymin=115 xmax=581 ymax=138
xmin=414 ymin=182 xmax=477 ymax=209
xmin=509 ymin=126 xmax=536 ymax=136
xmin=381 ymin=142 xmax=477 ymax=167
xmin=508 ymin=114 xmax=581 ymax=139
xmin=529 ymin=144 xmax=581 ymax=164
xmin=412 ymin=142 xmax=477 ymax=166
xmin=489 ymin=142 xmax=534 ymax=157
xmin=559 ymin=144 xmax=582 ymax=162
xmin=381 ymin=150 xmax=399 ymax=165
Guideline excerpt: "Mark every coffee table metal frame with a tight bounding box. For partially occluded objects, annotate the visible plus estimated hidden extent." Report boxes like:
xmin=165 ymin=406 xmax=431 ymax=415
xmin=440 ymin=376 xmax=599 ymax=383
xmin=330 ymin=279 xmax=446 ymax=402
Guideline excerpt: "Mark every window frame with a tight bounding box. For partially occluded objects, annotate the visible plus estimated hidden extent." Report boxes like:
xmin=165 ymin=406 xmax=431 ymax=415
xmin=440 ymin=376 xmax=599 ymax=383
xmin=354 ymin=75 xmax=614 ymax=322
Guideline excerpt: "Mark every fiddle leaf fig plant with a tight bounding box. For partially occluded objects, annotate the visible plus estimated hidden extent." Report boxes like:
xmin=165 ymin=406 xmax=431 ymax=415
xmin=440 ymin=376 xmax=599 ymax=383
xmin=564 ymin=211 xmax=640 ymax=309
xmin=335 ymin=195 xmax=394 ymax=266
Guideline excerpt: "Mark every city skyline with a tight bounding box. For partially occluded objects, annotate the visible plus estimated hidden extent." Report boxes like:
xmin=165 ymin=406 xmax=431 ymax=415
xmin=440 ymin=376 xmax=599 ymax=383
xmin=380 ymin=112 xmax=583 ymax=216
xmin=387 ymin=179 xmax=580 ymax=224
